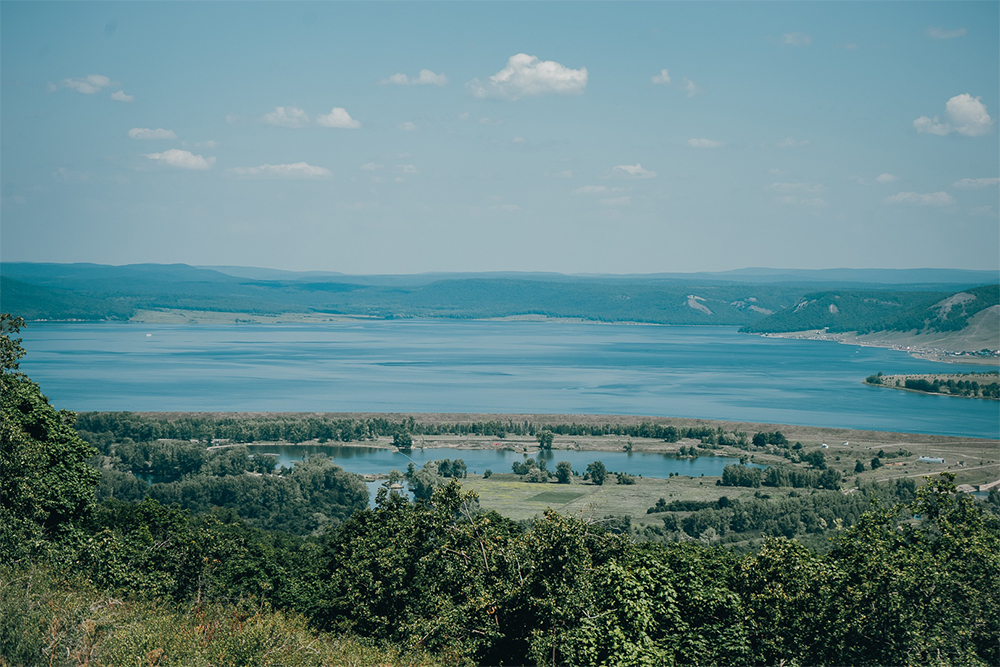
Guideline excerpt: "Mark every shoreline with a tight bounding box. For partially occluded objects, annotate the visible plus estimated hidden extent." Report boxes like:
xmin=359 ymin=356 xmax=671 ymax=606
xmin=760 ymin=329 xmax=999 ymax=367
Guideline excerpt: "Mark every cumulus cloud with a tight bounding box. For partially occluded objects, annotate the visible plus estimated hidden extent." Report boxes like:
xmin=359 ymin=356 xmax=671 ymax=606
xmin=953 ymin=177 xmax=1000 ymax=189
xmin=883 ymin=191 xmax=954 ymax=206
xmin=574 ymin=185 xmax=609 ymax=194
xmin=767 ymin=182 xmax=825 ymax=193
xmin=62 ymin=74 xmax=112 ymax=94
xmin=129 ymin=128 xmax=177 ymax=140
xmin=782 ymin=32 xmax=812 ymax=46
xmin=875 ymin=173 xmax=899 ymax=183
xmin=613 ymin=163 xmax=656 ymax=178
xmin=143 ymin=149 xmax=214 ymax=170
xmin=399 ymin=121 xmax=416 ymax=131
xmin=111 ymin=90 xmax=134 ymax=102
xmin=914 ymin=94 xmax=993 ymax=137
xmin=927 ymin=26 xmax=966 ymax=40
xmin=317 ymin=107 xmax=361 ymax=129
xmin=263 ymin=106 xmax=309 ymax=128
xmin=394 ymin=164 xmax=419 ymax=174
xmin=360 ymin=163 xmax=383 ymax=171
xmin=651 ymin=69 xmax=671 ymax=85
xmin=229 ymin=162 xmax=332 ymax=179
xmin=381 ymin=69 xmax=448 ymax=86
xmin=681 ymin=77 xmax=702 ymax=98
xmin=688 ymin=138 xmax=724 ymax=149
xmin=468 ymin=53 xmax=587 ymax=100
xmin=600 ymin=196 xmax=631 ymax=206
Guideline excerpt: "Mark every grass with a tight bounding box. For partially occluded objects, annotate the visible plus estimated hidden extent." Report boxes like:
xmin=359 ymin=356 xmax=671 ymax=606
xmin=464 ymin=475 xmax=789 ymax=525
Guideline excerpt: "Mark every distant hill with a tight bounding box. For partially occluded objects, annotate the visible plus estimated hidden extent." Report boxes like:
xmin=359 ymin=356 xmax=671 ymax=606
xmin=1 ymin=262 xmax=997 ymax=333
xmin=741 ymin=284 xmax=1000 ymax=349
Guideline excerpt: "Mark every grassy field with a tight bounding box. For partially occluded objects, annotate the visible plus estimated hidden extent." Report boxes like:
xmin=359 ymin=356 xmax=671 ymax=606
xmin=461 ymin=473 xmax=789 ymax=526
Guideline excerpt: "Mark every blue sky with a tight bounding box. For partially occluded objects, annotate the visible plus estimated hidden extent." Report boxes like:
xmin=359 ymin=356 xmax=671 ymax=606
xmin=2 ymin=2 xmax=998 ymax=274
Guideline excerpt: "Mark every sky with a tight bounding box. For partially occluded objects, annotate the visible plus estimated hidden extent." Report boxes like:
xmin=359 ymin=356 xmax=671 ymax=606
xmin=1 ymin=2 xmax=998 ymax=275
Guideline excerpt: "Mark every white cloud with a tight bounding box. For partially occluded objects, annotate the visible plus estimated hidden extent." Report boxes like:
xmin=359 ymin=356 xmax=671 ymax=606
xmin=229 ymin=162 xmax=332 ymax=179
xmin=767 ymin=182 xmax=825 ymax=193
xmin=613 ymin=163 xmax=656 ymax=178
xmin=479 ymin=117 xmax=503 ymax=125
xmin=914 ymin=94 xmax=993 ymax=137
xmin=512 ymin=136 xmax=526 ymax=144
xmin=651 ymin=69 xmax=671 ymax=85
xmin=468 ymin=53 xmax=588 ymax=100
xmin=927 ymin=26 xmax=966 ymax=40
xmin=46 ymin=82 xmax=58 ymax=93
xmin=549 ymin=170 xmax=573 ymax=178
xmin=953 ymin=177 xmax=1000 ymax=189
xmin=800 ymin=198 xmax=827 ymax=207
xmin=62 ymin=74 xmax=111 ymax=94
xmin=681 ymin=77 xmax=702 ymax=98
xmin=143 ymin=149 xmax=214 ymax=170
xmin=875 ymin=173 xmax=899 ymax=183
xmin=263 ymin=106 xmax=309 ymax=128
xmin=776 ymin=137 xmax=809 ymax=148
xmin=600 ymin=196 xmax=631 ymax=206
xmin=574 ymin=185 xmax=609 ymax=194
xmin=843 ymin=42 xmax=860 ymax=50
xmin=129 ymin=128 xmax=177 ymax=140
xmin=380 ymin=69 xmax=448 ymax=86
xmin=971 ymin=205 xmax=997 ymax=218
xmin=360 ymin=163 xmax=383 ymax=171
xmin=111 ymin=90 xmax=134 ymax=102
xmin=883 ymin=191 xmax=954 ymax=205
xmin=317 ymin=107 xmax=361 ymax=129
xmin=782 ymin=32 xmax=812 ymax=46
xmin=688 ymin=138 xmax=724 ymax=149
xmin=394 ymin=164 xmax=419 ymax=174
xmin=399 ymin=121 xmax=416 ymax=132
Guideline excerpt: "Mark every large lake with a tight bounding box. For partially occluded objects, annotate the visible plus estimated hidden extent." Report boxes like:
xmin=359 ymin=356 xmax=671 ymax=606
xmin=16 ymin=321 xmax=1000 ymax=439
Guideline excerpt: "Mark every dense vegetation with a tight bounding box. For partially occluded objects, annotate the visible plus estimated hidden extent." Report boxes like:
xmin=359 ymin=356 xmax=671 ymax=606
xmin=865 ymin=371 xmax=1000 ymax=399
xmin=3 ymin=313 xmax=1000 ymax=666
xmin=742 ymin=283 xmax=999 ymax=335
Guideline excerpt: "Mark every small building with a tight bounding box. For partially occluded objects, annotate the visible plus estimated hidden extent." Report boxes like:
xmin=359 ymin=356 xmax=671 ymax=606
xmin=918 ymin=456 xmax=945 ymax=464
xmin=821 ymin=444 xmax=829 ymax=449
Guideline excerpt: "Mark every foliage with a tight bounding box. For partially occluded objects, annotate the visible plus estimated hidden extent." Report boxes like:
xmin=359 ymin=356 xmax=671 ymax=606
xmin=586 ymin=461 xmax=607 ymax=486
xmin=536 ymin=430 xmax=554 ymax=450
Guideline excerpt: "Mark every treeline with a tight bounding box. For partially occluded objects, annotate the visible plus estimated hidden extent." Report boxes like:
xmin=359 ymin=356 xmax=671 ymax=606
xmin=721 ymin=463 xmax=842 ymax=490
xmin=646 ymin=479 xmax=918 ymax=543
xmin=77 ymin=410 xmax=754 ymax=445
xmin=4 ymin=314 xmax=1000 ymax=666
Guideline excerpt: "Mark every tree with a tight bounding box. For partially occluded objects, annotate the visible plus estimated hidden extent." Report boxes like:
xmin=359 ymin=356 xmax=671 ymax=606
xmin=870 ymin=457 xmax=883 ymax=469
xmin=393 ymin=431 xmax=412 ymax=450
xmin=1 ymin=314 xmax=99 ymax=557
xmin=854 ymin=460 xmax=865 ymax=473
xmin=536 ymin=430 xmax=554 ymax=450
xmin=555 ymin=461 xmax=573 ymax=484
xmin=802 ymin=450 xmax=826 ymax=469
xmin=586 ymin=461 xmax=607 ymax=486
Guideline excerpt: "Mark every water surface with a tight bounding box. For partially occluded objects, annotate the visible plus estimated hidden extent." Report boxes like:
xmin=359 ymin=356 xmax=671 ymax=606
xmin=17 ymin=320 xmax=999 ymax=439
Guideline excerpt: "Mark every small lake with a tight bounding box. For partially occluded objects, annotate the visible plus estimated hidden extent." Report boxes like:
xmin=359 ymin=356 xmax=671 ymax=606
xmin=246 ymin=444 xmax=747 ymax=479
xmin=16 ymin=320 xmax=1000 ymax=439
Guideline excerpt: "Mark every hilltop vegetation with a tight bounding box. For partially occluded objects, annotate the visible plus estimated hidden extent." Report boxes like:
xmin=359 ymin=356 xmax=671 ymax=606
xmin=4 ymin=262 xmax=995 ymax=332
xmin=742 ymin=283 xmax=1000 ymax=336
xmin=3 ymin=313 xmax=1000 ymax=666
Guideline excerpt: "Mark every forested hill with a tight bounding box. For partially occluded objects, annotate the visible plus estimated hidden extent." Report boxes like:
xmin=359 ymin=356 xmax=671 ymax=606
xmin=741 ymin=283 xmax=1000 ymax=336
xmin=2 ymin=261 xmax=994 ymax=326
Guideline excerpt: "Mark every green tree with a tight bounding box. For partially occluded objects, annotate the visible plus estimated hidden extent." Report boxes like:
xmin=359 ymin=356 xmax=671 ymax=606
xmin=1 ymin=314 xmax=99 ymax=558
xmin=392 ymin=431 xmax=412 ymax=450
xmin=854 ymin=460 xmax=865 ymax=473
xmin=536 ymin=430 xmax=554 ymax=450
xmin=586 ymin=461 xmax=607 ymax=486
xmin=555 ymin=461 xmax=573 ymax=484
xmin=870 ymin=456 xmax=883 ymax=469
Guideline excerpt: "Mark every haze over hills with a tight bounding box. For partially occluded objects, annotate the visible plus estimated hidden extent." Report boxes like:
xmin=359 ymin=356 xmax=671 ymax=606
xmin=1 ymin=262 xmax=997 ymax=355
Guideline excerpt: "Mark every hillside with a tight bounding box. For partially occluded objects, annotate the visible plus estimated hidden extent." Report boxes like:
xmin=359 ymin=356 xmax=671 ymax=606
xmin=2 ymin=262 xmax=995 ymax=327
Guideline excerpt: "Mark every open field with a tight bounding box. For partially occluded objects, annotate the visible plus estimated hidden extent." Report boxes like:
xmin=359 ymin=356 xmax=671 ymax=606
xmin=460 ymin=473 xmax=786 ymax=525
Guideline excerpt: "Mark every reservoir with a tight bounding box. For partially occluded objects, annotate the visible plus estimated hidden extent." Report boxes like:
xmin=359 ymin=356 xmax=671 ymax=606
xmin=245 ymin=444 xmax=746 ymax=479
xmin=16 ymin=320 xmax=1000 ymax=439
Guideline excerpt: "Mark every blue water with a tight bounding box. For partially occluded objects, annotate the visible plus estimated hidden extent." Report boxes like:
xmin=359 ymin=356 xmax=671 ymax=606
xmin=247 ymin=444 xmax=743 ymax=479
xmin=16 ymin=321 xmax=1000 ymax=439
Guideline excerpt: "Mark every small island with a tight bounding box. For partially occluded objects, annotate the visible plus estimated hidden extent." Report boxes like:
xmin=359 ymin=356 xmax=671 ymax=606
xmin=865 ymin=371 xmax=1000 ymax=400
